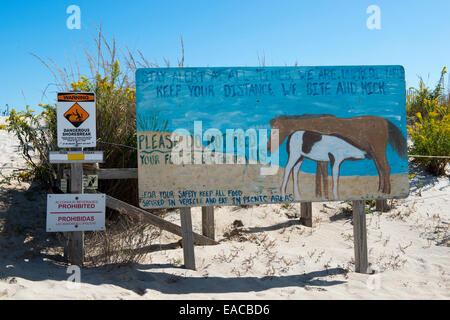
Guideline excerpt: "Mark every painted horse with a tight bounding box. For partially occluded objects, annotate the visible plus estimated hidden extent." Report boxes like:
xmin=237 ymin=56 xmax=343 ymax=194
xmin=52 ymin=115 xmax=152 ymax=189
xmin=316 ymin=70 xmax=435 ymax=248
xmin=282 ymin=130 xmax=368 ymax=200
xmin=269 ymin=114 xmax=407 ymax=195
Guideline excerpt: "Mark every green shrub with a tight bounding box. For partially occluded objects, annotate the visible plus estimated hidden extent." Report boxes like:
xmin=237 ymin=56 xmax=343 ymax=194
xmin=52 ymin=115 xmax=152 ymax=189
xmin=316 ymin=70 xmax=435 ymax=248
xmin=68 ymin=63 xmax=138 ymax=204
xmin=5 ymin=105 xmax=57 ymax=185
xmin=407 ymin=66 xmax=450 ymax=176
xmin=407 ymin=67 xmax=448 ymax=120
xmin=408 ymin=103 xmax=450 ymax=176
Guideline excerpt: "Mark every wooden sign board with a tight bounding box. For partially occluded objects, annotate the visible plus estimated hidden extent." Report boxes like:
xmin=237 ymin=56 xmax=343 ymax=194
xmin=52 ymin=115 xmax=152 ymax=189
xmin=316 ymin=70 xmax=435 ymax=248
xmin=136 ymin=66 xmax=409 ymax=209
xmin=57 ymin=92 xmax=96 ymax=148
xmin=46 ymin=193 xmax=105 ymax=232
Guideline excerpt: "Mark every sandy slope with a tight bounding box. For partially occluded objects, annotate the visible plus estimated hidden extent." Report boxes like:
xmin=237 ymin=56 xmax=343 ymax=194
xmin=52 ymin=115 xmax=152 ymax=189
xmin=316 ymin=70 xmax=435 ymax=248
xmin=0 ymin=125 xmax=448 ymax=300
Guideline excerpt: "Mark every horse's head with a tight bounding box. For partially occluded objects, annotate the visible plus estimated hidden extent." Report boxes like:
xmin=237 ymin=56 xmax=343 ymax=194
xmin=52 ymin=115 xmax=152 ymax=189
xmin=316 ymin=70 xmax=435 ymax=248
xmin=269 ymin=116 xmax=280 ymax=129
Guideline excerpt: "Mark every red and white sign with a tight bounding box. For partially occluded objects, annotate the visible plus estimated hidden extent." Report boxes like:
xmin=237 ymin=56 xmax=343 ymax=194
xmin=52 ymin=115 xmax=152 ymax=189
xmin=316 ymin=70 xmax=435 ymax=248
xmin=46 ymin=194 xmax=105 ymax=232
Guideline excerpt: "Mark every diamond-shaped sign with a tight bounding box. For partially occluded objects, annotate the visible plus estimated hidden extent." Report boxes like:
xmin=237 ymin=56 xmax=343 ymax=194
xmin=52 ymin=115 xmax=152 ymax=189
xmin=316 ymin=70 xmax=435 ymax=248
xmin=64 ymin=103 xmax=89 ymax=128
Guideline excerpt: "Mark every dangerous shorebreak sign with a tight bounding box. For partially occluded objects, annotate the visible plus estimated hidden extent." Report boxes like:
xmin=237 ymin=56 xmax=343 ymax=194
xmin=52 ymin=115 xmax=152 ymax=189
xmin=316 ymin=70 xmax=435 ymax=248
xmin=57 ymin=92 xmax=96 ymax=148
xmin=46 ymin=194 xmax=105 ymax=232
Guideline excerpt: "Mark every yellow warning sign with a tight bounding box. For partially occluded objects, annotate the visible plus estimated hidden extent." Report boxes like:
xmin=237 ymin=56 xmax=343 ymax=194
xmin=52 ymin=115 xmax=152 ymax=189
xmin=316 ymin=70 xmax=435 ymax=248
xmin=64 ymin=103 xmax=89 ymax=128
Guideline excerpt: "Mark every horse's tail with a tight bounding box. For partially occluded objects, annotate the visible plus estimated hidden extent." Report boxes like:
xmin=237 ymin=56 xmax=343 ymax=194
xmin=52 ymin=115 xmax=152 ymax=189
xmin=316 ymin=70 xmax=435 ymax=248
xmin=387 ymin=119 xmax=407 ymax=159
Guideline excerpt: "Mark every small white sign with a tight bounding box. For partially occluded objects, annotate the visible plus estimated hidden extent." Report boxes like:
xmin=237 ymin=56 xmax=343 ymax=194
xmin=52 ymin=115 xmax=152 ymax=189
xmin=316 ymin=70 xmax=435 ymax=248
xmin=57 ymin=92 xmax=96 ymax=148
xmin=46 ymin=194 xmax=105 ymax=232
xmin=49 ymin=151 xmax=104 ymax=163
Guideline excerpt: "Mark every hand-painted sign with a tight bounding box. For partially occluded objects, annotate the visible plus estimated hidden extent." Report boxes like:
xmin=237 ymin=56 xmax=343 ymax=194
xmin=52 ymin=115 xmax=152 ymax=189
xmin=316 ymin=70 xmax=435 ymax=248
xmin=46 ymin=193 xmax=105 ymax=232
xmin=136 ymin=66 xmax=409 ymax=209
xmin=57 ymin=92 xmax=96 ymax=148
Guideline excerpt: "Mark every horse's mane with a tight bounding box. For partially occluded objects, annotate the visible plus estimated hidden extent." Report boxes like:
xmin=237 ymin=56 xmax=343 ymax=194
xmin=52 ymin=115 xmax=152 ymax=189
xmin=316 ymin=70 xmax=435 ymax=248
xmin=278 ymin=114 xmax=336 ymax=120
xmin=270 ymin=114 xmax=336 ymax=126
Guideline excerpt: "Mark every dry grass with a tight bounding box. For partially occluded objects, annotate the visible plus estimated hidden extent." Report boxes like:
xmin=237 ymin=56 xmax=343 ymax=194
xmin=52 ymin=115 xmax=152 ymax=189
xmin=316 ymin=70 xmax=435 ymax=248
xmin=83 ymin=214 xmax=160 ymax=267
xmin=29 ymin=25 xmax=186 ymax=208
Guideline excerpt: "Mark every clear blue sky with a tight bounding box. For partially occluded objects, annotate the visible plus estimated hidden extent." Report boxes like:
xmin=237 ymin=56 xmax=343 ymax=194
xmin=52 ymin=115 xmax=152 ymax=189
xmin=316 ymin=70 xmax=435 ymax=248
xmin=1 ymin=0 xmax=449 ymax=111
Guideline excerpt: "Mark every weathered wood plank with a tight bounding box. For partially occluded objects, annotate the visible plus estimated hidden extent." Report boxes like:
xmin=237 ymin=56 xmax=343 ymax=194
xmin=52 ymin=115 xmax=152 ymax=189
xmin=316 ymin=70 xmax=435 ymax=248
xmin=105 ymin=195 xmax=218 ymax=246
xmin=352 ymin=200 xmax=369 ymax=273
xmin=300 ymin=202 xmax=313 ymax=227
xmin=201 ymin=206 xmax=215 ymax=240
xmin=97 ymin=168 xmax=138 ymax=180
xmin=180 ymin=207 xmax=196 ymax=270
xmin=64 ymin=168 xmax=138 ymax=180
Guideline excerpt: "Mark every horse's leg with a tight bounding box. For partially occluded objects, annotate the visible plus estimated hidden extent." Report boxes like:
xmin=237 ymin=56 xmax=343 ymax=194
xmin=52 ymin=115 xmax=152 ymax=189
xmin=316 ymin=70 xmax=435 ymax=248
xmin=370 ymin=131 xmax=390 ymax=194
xmin=371 ymin=156 xmax=384 ymax=193
xmin=292 ymin=157 xmax=304 ymax=200
xmin=281 ymin=153 xmax=300 ymax=198
xmin=337 ymin=162 xmax=342 ymax=199
xmin=320 ymin=161 xmax=329 ymax=199
xmin=315 ymin=162 xmax=322 ymax=198
xmin=329 ymin=162 xmax=334 ymax=199
xmin=377 ymin=155 xmax=391 ymax=194
xmin=372 ymin=155 xmax=392 ymax=194
xmin=331 ymin=160 xmax=342 ymax=200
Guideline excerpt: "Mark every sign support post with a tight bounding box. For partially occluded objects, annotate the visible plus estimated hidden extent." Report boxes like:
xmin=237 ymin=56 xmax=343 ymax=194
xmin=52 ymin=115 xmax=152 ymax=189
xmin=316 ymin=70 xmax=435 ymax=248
xmin=376 ymin=199 xmax=389 ymax=212
xmin=180 ymin=207 xmax=196 ymax=270
xmin=68 ymin=162 xmax=84 ymax=266
xmin=352 ymin=200 xmax=369 ymax=273
xmin=300 ymin=203 xmax=313 ymax=227
xmin=201 ymin=206 xmax=215 ymax=240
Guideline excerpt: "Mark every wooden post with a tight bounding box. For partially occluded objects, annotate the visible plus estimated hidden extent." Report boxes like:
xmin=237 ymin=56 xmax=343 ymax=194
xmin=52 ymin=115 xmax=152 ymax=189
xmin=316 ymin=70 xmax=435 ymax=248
xmin=180 ymin=207 xmax=196 ymax=270
xmin=69 ymin=163 xmax=84 ymax=266
xmin=201 ymin=206 xmax=215 ymax=240
xmin=58 ymin=164 xmax=69 ymax=261
xmin=376 ymin=199 xmax=388 ymax=212
xmin=352 ymin=200 xmax=368 ymax=273
xmin=300 ymin=202 xmax=312 ymax=227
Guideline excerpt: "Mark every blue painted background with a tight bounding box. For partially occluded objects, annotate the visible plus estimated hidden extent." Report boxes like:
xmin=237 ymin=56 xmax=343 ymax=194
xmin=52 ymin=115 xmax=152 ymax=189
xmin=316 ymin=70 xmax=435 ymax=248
xmin=136 ymin=66 xmax=407 ymax=176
